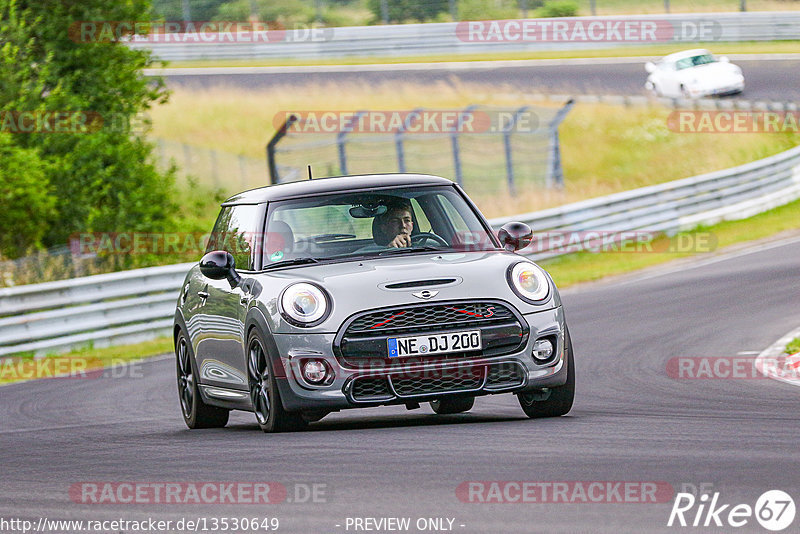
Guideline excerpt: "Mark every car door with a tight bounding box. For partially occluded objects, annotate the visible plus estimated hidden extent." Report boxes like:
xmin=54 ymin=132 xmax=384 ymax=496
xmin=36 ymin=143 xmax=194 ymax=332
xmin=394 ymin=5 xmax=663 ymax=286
xmin=194 ymin=203 xmax=265 ymax=391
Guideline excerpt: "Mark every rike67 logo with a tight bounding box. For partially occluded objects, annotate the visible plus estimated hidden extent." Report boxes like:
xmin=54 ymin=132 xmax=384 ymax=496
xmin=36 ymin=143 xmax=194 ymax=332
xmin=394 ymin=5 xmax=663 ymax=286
xmin=668 ymin=490 xmax=795 ymax=531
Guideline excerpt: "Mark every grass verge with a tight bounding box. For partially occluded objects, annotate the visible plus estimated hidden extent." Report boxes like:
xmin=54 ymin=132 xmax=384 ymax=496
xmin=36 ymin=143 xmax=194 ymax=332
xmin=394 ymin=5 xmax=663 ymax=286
xmin=0 ymin=337 xmax=173 ymax=385
xmin=542 ymin=196 xmax=800 ymax=287
xmin=786 ymin=337 xmax=800 ymax=355
xmin=160 ymin=41 xmax=800 ymax=69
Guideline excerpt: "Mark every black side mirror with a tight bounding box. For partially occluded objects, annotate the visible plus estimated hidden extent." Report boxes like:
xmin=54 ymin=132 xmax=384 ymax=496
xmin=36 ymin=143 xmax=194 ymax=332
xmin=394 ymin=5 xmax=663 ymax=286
xmin=498 ymin=222 xmax=533 ymax=252
xmin=200 ymin=250 xmax=242 ymax=287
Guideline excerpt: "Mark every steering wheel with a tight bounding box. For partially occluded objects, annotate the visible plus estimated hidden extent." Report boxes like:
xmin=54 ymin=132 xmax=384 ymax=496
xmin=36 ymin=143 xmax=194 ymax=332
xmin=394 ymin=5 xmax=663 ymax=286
xmin=411 ymin=232 xmax=448 ymax=247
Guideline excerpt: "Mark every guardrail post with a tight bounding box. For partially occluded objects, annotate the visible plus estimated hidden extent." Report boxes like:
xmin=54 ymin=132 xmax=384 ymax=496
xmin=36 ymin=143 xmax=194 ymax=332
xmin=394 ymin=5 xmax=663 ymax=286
xmin=396 ymin=108 xmax=423 ymax=173
xmin=266 ymin=114 xmax=299 ymax=185
xmin=546 ymin=99 xmax=575 ymax=189
xmin=337 ymin=110 xmax=366 ymax=176
xmin=451 ymin=105 xmax=477 ymax=188
xmin=503 ymin=106 xmax=530 ymax=196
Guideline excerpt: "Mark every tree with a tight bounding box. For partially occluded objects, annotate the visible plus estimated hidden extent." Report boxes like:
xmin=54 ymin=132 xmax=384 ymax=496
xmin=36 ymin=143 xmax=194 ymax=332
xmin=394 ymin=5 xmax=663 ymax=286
xmin=0 ymin=0 xmax=177 ymax=255
xmin=0 ymin=133 xmax=54 ymax=258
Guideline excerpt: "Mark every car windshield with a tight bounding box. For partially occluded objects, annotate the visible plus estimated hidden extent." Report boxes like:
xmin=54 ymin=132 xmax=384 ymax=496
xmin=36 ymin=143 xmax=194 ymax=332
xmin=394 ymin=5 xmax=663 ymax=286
xmin=261 ymin=185 xmax=498 ymax=266
xmin=674 ymin=54 xmax=715 ymax=70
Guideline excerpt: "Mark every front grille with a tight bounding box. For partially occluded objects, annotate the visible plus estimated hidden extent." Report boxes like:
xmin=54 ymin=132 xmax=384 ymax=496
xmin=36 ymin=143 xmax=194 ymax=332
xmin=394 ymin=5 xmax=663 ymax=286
xmin=336 ymin=300 xmax=526 ymax=368
xmin=351 ymin=377 xmax=392 ymax=400
xmin=486 ymin=362 xmax=525 ymax=389
xmin=347 ymin=302 xmax=515 ymax=334
xmin=390 ymin=366 xmax=485 ymax=397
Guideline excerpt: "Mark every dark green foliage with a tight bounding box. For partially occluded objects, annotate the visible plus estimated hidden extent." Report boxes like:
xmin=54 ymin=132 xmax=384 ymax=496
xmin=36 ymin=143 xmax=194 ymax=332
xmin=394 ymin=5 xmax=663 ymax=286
xmin=0 ymin=0 xmax=178 ymax=259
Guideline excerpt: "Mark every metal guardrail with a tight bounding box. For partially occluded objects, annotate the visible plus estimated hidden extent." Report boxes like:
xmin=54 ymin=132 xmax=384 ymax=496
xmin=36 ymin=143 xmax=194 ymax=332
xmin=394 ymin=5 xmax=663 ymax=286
xmin=129 ymin=13 xmax=800 ymax=61
xmin=1 ymin=143 xmax=799 ymax=358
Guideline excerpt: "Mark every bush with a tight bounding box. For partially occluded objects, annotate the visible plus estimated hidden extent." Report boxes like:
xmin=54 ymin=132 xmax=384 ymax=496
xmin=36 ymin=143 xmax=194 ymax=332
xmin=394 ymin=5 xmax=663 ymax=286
xmin=458 ymin=0 xmax=520 ymax=21
xmin=538 ymin=0 xmax=579 ymax=17
xmin=367 ymin=0 xmax=449 ymax=23
xmin=0 ymin=134 xmax=55 ymax=258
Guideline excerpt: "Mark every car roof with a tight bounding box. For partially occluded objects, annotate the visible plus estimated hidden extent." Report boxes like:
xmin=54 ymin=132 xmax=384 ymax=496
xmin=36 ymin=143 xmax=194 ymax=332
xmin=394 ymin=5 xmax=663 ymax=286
xmin=660 ymin=49 xmax=712 ymax=63
xmin=222 ymin=173 xmax=455 ymax=205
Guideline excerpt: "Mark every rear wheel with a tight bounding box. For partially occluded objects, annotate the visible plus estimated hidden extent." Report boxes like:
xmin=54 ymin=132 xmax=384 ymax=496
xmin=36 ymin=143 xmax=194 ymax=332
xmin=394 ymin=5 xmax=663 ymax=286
xmin=176 ymin=332 xmax=229 ymax=429
xmin=247 ymin=330 xmax=307 ymax=433
xmin=430 ymin=396 xmax=475 ymax=414
xmin=518 ymin=328 xmax=575 ymax=418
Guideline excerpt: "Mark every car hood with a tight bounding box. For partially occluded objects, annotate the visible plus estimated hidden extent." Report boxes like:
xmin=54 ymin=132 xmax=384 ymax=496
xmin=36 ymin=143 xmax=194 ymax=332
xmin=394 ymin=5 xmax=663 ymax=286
xmin=251 ymin=250 xmax=560 ymax=333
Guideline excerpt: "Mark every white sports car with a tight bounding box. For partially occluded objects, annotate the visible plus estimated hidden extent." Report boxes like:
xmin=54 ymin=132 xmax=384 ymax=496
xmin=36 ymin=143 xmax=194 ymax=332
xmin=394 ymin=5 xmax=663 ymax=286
xmin=645 ymin=49 xmax=744 ymax=99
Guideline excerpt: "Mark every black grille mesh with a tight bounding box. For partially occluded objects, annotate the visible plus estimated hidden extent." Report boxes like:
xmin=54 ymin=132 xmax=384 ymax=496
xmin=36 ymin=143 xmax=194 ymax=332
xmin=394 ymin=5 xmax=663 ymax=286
xmin=351 ymin=377 xmax=391 ymax=400
xmin=486 ymin=363 xmax=525 ymax=387
xmin=346 ymin=302 xmax=516 ymax=335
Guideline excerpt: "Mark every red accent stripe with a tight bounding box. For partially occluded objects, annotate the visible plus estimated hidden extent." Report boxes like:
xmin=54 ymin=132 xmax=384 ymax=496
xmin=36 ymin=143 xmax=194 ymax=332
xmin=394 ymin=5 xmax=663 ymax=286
xmin=446 ymin=306 xmax=482 ymax=317
xmin=370 ymin=311 xmax=406 ymax=329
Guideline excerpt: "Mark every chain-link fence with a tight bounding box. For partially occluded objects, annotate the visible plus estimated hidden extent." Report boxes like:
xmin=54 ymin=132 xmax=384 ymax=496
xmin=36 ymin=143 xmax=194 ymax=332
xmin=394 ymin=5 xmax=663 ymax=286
xmin=154 ymin=139 xmax=267 ymax=191
xmin=268 ymin=102 xmax=573 ymax=197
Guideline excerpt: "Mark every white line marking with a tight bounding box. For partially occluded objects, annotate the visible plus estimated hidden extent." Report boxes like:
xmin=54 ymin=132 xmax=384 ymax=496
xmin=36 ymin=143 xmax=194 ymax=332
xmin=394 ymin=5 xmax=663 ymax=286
xmin=737 ymin=351 xmax=760 ymax=355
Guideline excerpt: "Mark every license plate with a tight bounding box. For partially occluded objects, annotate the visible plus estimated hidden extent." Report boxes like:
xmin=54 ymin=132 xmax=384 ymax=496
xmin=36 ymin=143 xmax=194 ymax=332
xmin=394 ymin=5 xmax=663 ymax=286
xmin=387 ymin=330 xmax=482 ymax=358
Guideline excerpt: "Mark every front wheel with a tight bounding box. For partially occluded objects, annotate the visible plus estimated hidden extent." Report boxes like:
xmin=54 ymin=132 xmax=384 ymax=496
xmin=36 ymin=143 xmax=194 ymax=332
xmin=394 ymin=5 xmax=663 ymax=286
xmin=430 ymin=396 xmax=475 ymax=414
xmin=247 ymin=330 xmax=307 ymax=433
xmin=176 ymin=332 xmax=229 ymax=429
xmin=517 ymin=328 xmax=575 ymax=418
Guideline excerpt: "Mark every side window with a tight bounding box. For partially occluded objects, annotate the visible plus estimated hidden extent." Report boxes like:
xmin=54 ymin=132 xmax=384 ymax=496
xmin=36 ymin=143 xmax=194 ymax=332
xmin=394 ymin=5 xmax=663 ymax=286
xmin=206 ymin=204 xmax=262 ymax=271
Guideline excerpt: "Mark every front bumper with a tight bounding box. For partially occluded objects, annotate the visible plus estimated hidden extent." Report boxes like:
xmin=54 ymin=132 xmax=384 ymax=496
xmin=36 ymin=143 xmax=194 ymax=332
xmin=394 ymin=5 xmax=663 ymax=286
xmin=272 ymin=306 xmax=567 ymax=412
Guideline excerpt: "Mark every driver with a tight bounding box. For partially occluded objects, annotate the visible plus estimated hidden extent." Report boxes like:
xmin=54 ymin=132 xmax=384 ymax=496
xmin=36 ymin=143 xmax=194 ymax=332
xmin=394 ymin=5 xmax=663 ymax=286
xmin=374 ymin=201 xmax=414 ymax=248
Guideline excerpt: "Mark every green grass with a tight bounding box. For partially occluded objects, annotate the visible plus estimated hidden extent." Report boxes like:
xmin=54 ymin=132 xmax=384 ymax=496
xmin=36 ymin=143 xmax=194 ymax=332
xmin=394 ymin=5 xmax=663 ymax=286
xmin=786 ymin=337 xmax=800 ymax=355
xmin=148 ymin=85 xmax=800 ymax=218
xmin=160 ymin=40 xmax=800 ymax=69
xmin=542 ymin=196 xmax=800 ymax=287
xmin=0 ymin=337 xmax=173 ymax=385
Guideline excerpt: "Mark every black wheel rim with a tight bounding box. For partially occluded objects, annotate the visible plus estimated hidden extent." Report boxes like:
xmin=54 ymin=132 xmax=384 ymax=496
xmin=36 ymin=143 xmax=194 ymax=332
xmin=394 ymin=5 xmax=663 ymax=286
xmin=176 ymin=336 xmax=193 ymax=418
xmin=248 ymin=339 xmax=271 ymax=425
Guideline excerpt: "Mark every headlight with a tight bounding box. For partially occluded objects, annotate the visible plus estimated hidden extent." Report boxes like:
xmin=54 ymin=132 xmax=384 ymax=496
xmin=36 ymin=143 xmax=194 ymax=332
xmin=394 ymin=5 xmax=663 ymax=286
xmin=280 ymin=283 xmax=330 ymax=326
xmin=508 ymin=262 xmax=550 ymax=303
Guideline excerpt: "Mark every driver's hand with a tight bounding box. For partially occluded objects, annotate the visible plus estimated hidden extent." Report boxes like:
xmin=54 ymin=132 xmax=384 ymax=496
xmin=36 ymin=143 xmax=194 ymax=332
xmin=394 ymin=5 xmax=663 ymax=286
xmin=389 ymin=233 xmax=411 ymax=248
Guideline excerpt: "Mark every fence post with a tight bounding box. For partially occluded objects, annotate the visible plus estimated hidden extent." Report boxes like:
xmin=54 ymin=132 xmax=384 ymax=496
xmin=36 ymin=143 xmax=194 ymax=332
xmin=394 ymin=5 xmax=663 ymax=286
xmin=449 ymin=0 xmax=457 ymax=20
xmin=451 ymin=105 xmax=477 ymax=188
xmin=395 ymin=108 xmax=423 ymax=173
xmin=266 ymin=114 xmax=299 ymax=185
xmin=503 ymin=106 xmax=530 ymax=196
xmin=337 ymin=110 xmax=366 ymax=176
xmin=210 ymin=149 xmax=219 ymax=187
xmin=521 ymin=0 xmax=528 ymax=18
xmin=546 ymin=99 xmax=575 ymax=188
xmin=590 ymin=0 xmax=597 ymax=16
xmin=380 ymin=0 xmax=389 ymax=23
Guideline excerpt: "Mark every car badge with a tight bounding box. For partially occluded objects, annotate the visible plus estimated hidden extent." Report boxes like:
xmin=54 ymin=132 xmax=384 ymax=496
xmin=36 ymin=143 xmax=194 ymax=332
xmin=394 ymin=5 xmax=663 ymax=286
xmin=412 ymin=290 xmax=438 ymax=300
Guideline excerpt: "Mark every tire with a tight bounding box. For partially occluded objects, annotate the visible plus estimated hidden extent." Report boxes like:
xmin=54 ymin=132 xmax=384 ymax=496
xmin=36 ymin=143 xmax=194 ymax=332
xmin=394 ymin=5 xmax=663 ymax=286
xmin=517 ymin=327 xmax=575 ymax=418
xmin=430 ymin=396 xmax=475 ymax=414
xmin=247 ymin=329 xmax=307 ymax=433
xmin=176 ymin=331 xmax=230 ymax=429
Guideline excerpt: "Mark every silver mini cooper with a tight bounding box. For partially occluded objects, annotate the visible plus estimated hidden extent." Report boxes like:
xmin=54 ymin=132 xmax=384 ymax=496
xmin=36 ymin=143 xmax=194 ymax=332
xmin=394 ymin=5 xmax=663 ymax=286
xmin=174 ymin=174 xmax=574 ymax=432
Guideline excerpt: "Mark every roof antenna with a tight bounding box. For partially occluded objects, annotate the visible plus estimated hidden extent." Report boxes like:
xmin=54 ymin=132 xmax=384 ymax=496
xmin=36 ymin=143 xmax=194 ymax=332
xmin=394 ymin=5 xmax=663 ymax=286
xmin=307 ymin=165 xmax=313 ymax=180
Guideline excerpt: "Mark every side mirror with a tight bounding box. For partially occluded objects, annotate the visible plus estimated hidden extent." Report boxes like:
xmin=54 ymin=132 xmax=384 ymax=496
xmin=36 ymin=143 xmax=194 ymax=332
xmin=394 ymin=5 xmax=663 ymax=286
xmin=644 ymin=61 xmax=656 ymax=73
xmin=719 ymin=56 xmax=730 ymax=63
xmin=200 ymin=250 xmax=242 ymax=287
xmin=498 ymin=222 xmax=533 ymax=252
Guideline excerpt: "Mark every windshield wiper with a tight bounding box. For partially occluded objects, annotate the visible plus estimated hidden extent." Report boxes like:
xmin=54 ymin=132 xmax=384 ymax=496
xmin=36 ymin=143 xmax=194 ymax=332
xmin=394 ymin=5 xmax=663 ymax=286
xmin=378 ymin=246 xmax=445 ymax=256
xmin=262 ymin=257 xmax=321 ymax=270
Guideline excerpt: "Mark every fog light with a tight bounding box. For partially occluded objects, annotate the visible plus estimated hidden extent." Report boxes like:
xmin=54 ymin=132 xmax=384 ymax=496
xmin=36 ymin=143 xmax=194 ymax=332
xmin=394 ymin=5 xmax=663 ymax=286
xmin=532 ymin=338 xmax=554 ymax=361
xmin=302 ymin=359 xmax=328 ymax=384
